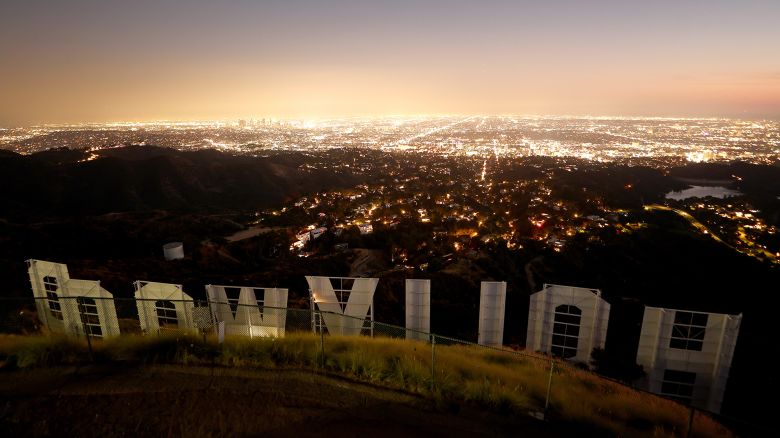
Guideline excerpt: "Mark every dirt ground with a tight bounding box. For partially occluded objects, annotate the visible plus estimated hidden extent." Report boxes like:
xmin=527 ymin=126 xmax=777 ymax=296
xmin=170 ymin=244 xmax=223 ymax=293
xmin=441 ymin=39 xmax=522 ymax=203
xmin=0 ymin=364 xmax=569 ymax=437
xmin=349 ymin=249 xmax=386 ymax=277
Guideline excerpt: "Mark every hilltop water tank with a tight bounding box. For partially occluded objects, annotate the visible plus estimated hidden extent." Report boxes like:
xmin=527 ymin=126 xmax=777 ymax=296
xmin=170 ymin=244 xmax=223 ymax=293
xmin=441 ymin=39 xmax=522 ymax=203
xmin=163 ymin=242 xmax=184 ymax=260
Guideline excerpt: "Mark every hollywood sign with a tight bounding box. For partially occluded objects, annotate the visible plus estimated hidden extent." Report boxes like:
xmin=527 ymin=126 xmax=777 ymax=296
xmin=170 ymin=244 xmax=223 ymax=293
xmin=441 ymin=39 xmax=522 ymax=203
xmin=28 ymin=260 xmax=292 ymax=339
xmin=26 ymin=259 xmax=741 ymax=413
xmin=27 ymin=261 xmax=396 ymax=342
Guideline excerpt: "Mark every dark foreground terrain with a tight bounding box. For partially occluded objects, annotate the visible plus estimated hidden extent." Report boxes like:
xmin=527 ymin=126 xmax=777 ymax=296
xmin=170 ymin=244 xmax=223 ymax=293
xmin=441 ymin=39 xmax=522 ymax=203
xmin=0 ymin=365 xmax=563 ymax=437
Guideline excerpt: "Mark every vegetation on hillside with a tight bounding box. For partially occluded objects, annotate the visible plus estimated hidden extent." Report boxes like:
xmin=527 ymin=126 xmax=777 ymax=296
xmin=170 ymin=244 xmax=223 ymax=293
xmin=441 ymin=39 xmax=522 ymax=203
xmin=0 ymin=334 xmax=731 ymax=437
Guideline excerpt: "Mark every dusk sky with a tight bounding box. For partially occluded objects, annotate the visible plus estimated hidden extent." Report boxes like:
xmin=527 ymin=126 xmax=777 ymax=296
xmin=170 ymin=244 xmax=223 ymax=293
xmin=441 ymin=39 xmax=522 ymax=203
xmin=1 ymin=0 xmax=779 ymax=126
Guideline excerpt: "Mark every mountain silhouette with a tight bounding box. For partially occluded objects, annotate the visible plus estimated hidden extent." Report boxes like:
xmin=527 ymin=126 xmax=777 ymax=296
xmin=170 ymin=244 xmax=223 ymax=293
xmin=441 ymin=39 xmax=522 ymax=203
xmin=0 ymin=146 xmax=360 ymax=218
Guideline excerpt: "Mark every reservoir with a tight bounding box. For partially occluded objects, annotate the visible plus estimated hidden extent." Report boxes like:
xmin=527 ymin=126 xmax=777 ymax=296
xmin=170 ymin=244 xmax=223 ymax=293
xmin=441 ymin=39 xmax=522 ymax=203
xmin=665 ymin=185 xmax=742 ymax=201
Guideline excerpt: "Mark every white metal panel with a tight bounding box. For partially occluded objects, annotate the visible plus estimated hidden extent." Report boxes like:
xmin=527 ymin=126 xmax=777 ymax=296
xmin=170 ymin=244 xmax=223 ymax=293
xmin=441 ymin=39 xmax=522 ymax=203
xmin=405 ymin=279 xmax=430 ymax=340
xmin=134 ymin=281 xmax=195 ymax=334
xmin=28 ymin=259 xmax=77 ymax=336
xmin=526 ymin=291 xmax=544 ymax=352
xmin=306 ymin=276 xmax=378 ymax=336
xmin=27 ymin=259 xmax=120 ymax=338
xmin=67 ymin=279 xmax=121 ymax=338
xmin=205 ymin=285 xmax=288 ymax=337
xmin=163 ymin=242 xmax=184 ymax=260
xmin=525 ymin=283 xmax=610 ymax=364
xmin=259 ymin=288 xmax=289 ymax=337
xmin=635 ymin=306 xmax=742 ymax=414
xmin=478 ymin=281 xmax=506 ymax=347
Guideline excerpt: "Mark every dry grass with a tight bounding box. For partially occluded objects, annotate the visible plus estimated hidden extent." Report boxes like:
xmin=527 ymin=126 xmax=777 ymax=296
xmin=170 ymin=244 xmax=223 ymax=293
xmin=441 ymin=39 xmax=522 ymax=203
xmin=0 ymin=333 xmax=732 ymax=437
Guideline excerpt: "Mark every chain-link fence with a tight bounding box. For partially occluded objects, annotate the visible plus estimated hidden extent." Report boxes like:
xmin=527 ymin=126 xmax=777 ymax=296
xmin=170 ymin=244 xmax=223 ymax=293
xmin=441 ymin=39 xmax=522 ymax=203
xmin=0 ymin=296 xmax=316 ymax=339
xmin=0 ymin=295 xmax=761 ymax=436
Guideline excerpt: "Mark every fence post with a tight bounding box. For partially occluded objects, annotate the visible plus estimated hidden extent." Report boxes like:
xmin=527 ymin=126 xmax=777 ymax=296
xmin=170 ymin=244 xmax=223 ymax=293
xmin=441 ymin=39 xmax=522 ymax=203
xmin=430 ymin=334 xmax=436 ymax=389
xmin=310 ymin=296 xmax=316 ymax=334
xmin=78 ymin=297 xmax=94 ymax=362
xmin=686 ymin=406 xmax=695 ymax=438
xmin=320 ymin=315 xmax=326 ymax=369
xmin=544 ymin=359 xmax=554 ymax=420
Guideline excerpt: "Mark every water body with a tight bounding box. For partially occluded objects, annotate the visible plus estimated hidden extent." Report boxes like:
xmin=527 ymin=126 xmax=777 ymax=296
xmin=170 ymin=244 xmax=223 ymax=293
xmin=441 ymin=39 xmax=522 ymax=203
xmin=665 ymin=185 xmax=742 ymax=201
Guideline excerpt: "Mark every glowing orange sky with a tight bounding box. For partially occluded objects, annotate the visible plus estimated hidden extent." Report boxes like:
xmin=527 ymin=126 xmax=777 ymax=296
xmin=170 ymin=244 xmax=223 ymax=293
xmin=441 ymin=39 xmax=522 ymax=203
xmin=1 ymin=1 xmax=778 ymax=126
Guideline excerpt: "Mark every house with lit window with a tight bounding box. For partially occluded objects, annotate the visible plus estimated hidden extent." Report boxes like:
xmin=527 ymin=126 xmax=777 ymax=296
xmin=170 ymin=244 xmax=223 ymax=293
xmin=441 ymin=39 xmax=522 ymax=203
xmin=635 ymin=307 xmax=742 ymax=414
xmin=526 ymin=283 xmax=611 ymax=364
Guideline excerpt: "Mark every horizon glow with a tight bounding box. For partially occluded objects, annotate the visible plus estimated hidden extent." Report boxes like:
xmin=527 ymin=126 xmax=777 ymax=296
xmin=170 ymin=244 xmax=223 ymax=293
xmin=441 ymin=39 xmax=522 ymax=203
xmin=1 ymin=0 xmax=779 ymax=126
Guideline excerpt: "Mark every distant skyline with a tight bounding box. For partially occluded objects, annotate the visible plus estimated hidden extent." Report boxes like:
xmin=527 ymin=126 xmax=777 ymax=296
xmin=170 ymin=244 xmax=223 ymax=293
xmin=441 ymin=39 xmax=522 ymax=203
xmin=1 ymin=0 xmax=779 ymax=126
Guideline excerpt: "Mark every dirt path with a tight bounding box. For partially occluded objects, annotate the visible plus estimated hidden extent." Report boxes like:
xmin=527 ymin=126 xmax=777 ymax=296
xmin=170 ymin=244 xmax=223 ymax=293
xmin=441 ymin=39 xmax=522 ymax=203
xmin=524 ymin=256 xmax=544 ymax=292
xmin=0 ymin=365 xmax=566 ymax=437
xmin=225 ymin=226 xmax=289 ymax=242
xmin=349 ymin=249 xmax=385 ymax=277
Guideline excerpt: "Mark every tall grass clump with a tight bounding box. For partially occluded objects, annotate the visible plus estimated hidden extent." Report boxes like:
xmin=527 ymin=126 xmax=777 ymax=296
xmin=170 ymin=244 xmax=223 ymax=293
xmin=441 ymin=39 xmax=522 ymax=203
xmin=218 ymin=333 xmax=320 ymax=368
xmin=321 ymin=336 xmax=433 ymax=389
xmin=99 ymin=334 xmax=209 ymax=364
xmin=0 ymin=334 xmax=86 ymax=368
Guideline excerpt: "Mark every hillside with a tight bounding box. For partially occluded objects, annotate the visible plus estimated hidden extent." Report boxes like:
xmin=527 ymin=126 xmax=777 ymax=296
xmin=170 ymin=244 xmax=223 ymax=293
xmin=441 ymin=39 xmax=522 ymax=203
xmin=0 ymin=146 xmax=363 ymax=219
xmin=1 ymin=148 xmax=777 ymax=430
xmin=0 ymin=334 xmax=732 ymax=437
xmin=0 ymin=365 xmax=560 ymax=437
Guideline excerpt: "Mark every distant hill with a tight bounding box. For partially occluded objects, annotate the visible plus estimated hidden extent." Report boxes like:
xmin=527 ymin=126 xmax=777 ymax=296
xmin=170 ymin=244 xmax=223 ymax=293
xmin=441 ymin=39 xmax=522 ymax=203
xmin=0 ymin=146 xmax=362 ymax=219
